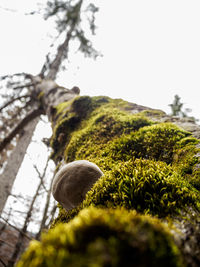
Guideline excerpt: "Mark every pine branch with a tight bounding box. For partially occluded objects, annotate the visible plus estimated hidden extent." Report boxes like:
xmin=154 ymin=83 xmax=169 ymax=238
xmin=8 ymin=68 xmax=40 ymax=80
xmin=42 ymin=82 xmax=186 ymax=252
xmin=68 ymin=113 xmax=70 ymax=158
xmin=0 ymin=108 xmax=43 ymax=152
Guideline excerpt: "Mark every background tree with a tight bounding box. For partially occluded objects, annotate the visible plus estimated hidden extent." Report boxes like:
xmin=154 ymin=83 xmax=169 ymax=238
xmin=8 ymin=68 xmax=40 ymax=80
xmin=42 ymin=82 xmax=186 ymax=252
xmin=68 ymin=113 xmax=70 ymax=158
xmin=169 ymin=94 xmax=197 ymax=122
xmin=0 ymin=0 xmax=100 ymax=215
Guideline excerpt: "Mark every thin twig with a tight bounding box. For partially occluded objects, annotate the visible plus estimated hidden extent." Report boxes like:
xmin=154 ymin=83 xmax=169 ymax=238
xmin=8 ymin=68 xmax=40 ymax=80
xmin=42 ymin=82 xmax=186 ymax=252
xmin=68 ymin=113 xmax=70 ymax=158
xmin=0 ymin=72 xmax=30 ymax=81
xmin=0 ymin=95 xmax=31 ymax=112
xmin=13 ymin=82 xmax=40 ymax=90
xmin=0 ymin=238 xmax=15 ymax=248
xmin=0 ymin=257 xmax=7 ymax=267
xmin=0 ymin=217 xmax=32 ymax=241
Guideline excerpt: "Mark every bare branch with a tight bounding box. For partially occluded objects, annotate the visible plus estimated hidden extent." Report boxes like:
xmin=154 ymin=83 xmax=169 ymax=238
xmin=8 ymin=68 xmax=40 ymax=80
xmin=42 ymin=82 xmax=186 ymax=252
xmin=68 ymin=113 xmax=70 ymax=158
xmin=36 ymin=176 xmax=54 ymax=240
xmin=8 ymin=157 xmax=50 ymax=265
xmin=0 ymin=257 xmax=7 ymax=267
xmin=0 ymin=72 xmax=31 ymax=81
xmin=0 ymin=6 xmax=17 ymax=13
xmin=0 ymin=95 xmax=31 ymax=113
xmin=0 ymin=108 xmax=43 ymax=153
xmin=46 ymin=204 xmax=57 ymax=229
xmin=13 ymin=82 xmax=40 ymax=90
xmin=32 ymin=157 xmax=50 ymax=192
xmin=0 ymin=216 xmax=32 ymax=241
xmin=0 ymin=238 xmax=15 ymax=248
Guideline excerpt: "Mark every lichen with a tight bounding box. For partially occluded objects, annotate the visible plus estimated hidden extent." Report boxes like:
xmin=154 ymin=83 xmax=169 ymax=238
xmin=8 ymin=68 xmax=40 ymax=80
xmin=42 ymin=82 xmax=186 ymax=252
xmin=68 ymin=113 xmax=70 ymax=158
xmin=17 ymin=207 xmax=183 ymax=267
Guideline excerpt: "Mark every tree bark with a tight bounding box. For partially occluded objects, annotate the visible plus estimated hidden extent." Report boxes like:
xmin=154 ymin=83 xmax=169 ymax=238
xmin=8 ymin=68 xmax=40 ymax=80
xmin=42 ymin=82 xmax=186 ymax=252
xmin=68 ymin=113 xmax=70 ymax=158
xmin=0 ymin=117 xmax=39 ymax=215
xmin=0 ymin=108 xmax=43 ymax=153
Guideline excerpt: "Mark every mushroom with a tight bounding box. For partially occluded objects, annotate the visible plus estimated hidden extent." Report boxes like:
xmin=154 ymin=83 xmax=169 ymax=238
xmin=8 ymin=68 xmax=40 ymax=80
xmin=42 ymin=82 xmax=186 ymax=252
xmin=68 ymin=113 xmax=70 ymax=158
xmin=52 ymin=160 xmax=103 ymax=211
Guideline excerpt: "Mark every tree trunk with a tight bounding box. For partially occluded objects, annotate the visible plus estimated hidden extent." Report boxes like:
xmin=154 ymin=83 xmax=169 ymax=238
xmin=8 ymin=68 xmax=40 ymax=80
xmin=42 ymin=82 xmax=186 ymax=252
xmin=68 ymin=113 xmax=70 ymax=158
xmin=0 ymin=117 xmax=39 ymax=215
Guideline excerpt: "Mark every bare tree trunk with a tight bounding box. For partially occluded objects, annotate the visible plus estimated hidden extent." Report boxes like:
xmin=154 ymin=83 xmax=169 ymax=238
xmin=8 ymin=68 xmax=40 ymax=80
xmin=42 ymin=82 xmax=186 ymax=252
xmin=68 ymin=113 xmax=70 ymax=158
xmin=0 ymin=117 xmax=39 ymax=215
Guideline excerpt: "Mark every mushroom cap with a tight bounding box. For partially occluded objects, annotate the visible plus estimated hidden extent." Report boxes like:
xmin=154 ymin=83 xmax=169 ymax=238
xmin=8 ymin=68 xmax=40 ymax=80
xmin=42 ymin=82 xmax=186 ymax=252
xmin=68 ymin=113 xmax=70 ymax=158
xmin=52 ymin=160 xmax=103 ymax=211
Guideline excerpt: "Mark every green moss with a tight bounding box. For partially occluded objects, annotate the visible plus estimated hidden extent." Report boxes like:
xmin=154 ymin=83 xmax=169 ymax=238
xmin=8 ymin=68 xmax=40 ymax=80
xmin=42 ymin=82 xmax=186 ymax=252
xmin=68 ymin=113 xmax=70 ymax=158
xmin=107 ymin=123 xmax=191 ymax=164
xmin=18 ymin=95 xmax=200 ymax=266
xmin=17 ymin=207 xmax=183 ymax=267
xmin=50 ymin=114 xmax=81 ymax=160
xmin=51 ymin=96 xmax=200 ymax=223
xmin=172 ymin=141 xmax=200 ymax=190
xmin=37 ymin=91 xmax=44 ymax=100
xmin=65 ymin=108 xmax=152 ymax=162
xmin=50 ymin=96 xmax=113 ymax=161
xmin=139 ymin=109 xmax=166 ymax=117
xmin=83 ymin=158 xmax=199 ymax=217
xmin=56 ymin=99 xmax=74 ymax=116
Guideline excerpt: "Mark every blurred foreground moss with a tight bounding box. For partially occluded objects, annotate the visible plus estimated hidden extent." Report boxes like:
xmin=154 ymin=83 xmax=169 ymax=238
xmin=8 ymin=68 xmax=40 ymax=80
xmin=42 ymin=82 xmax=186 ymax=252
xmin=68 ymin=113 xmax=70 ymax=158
xmin=17 ymin=207 xmax=183 ymax=267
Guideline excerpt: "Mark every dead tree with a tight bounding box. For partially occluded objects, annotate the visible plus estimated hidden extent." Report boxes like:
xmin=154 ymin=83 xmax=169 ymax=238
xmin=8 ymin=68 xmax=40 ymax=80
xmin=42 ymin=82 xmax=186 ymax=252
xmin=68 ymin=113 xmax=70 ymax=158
xmin=0 ymin=0 xmax=99 ymax=215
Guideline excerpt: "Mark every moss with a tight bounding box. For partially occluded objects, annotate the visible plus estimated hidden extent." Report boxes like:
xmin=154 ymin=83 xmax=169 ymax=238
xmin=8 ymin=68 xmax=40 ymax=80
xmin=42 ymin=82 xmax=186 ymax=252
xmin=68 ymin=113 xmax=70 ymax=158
xmin=50 ymin=114 xmax=81 ymax=160
xmin=172 ymin=138 xmax=200 ymax=190
xmin=50 ymin=96 xmax=113 ymax=161
xmin=51 ymin=204 xmax=81 ymax=228
xmin=83 ymin=158 xmax=199 ymax=217
xmin=55 ymin=99 xmax=74 ymax=116
xmin=107 ymin=123 xmax=191 ymax=164
xmin=17 ymin=207 xmax=183 ymax=267
xmin=50 ymin=96 xmax=200 ymax=223
xmin=37 ymin=91 xmax=44 ymax=100
xmin=18 ymin=95 xmax=200 ymax=266
xmin=65 ymin=108 xmax=152 ymax=162
xmin=139 ymin=109 xmax=166 ymax=118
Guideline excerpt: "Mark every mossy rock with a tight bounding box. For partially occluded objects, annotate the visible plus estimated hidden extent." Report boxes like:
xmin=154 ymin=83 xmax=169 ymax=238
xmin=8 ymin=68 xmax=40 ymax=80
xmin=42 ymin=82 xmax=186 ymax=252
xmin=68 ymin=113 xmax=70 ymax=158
xmin=17 ymin=207 xmax=183 ymax=267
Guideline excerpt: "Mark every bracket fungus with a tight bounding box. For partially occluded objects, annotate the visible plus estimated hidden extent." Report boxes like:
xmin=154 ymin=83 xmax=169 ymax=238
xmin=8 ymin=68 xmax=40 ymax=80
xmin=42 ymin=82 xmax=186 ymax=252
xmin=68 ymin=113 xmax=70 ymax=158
xmin=52 ymin=160 xmax=103 ymax=211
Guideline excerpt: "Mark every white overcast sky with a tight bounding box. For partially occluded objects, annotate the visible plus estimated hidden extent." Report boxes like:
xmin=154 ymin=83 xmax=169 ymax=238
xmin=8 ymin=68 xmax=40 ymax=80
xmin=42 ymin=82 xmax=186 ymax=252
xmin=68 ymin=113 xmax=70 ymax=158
xmin=0 ymin=0 xmax=200 ymax=119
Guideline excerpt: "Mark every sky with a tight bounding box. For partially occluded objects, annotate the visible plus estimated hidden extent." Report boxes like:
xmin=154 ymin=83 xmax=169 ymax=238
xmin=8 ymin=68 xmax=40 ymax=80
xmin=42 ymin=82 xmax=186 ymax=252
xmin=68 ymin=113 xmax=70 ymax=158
xmin=0 ymin=0 xmax=200 ymax=119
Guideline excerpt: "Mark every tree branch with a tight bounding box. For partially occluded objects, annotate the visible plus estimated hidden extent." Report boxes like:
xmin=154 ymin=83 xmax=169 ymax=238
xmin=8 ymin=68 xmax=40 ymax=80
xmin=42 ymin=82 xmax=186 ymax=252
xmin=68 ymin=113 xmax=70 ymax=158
xmin=0 ymin=72 xmax=31 ymax=81
xmin=0 ymin=257 xmax=7 ymax=267
xmin=0 ymin=238 xmax=15 ymax=248
xmin=13 ymin=82 xmax=40 ymax=90
xmin=0 ymin=95 xmax=31 ymax=112
xmin=46 ymin=25 xmax=76 ymax=80
xmin=0 ymin=216 xmax=32 ymax=241
xmin=0 ymin=108 xmax=43 ymax=152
